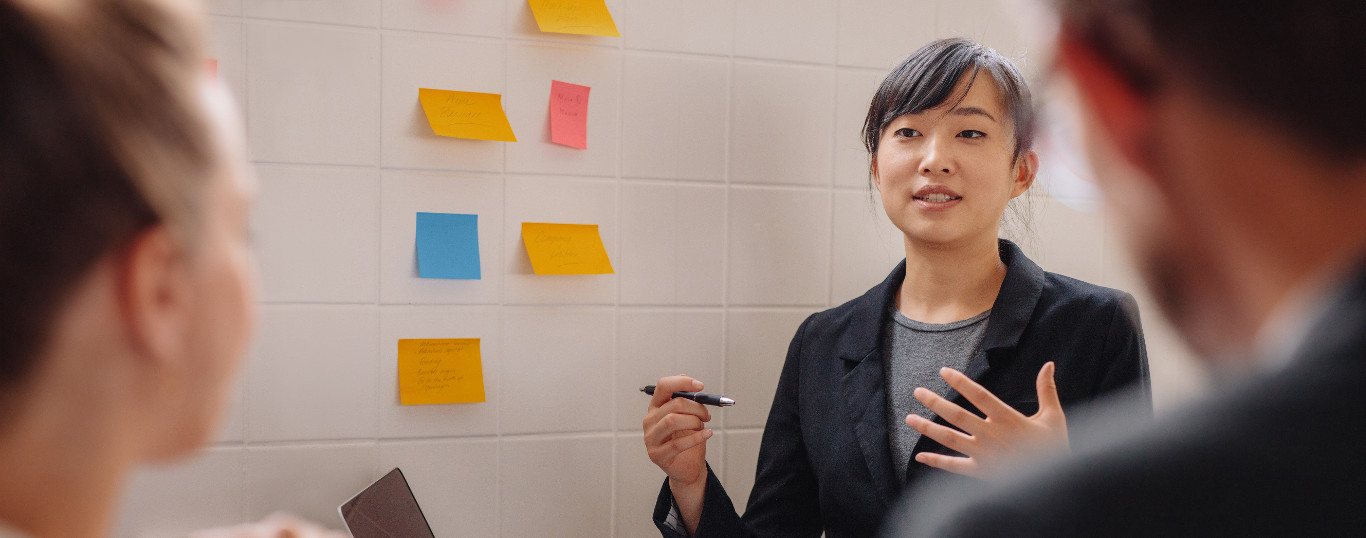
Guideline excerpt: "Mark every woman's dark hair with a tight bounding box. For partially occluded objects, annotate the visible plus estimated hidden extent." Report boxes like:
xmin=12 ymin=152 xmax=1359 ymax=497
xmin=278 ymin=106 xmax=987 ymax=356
xmin=0 ymin=0 xmax=211 ymax=399
xmin=862 ymin=38 xmax=1034 ymax=184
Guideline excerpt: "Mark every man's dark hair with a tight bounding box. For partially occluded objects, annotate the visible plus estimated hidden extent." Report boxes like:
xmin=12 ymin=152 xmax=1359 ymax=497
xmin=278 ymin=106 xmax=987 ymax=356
xmin=1059 ymin=0 xmax=1366 ymax=159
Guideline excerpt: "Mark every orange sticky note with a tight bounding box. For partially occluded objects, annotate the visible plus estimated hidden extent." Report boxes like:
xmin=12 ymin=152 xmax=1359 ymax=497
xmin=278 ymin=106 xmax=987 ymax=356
xmin=521 ymin=222 xmax=614 ymax=275
xmin=418 ymin=88 xmax=517 ymax=142
xmin=526 ymin=0 xmax=620 ymax=37
xmin=549 ymin=80 xmax=590 ymax=150
xmin=397 ymin=339 xmax=486 ymax=405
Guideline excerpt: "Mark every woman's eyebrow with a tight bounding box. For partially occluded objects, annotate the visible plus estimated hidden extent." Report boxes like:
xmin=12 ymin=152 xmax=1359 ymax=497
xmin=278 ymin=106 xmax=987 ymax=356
xmin=950 ymin=106 xmax=998 ymax=122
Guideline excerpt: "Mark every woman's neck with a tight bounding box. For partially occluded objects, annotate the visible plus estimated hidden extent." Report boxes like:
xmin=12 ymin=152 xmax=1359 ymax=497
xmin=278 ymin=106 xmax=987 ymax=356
xmin=0 ymin=354 xmax=135 ymax=538
xmin=898 ymin=235 xmax=1008 ymax=323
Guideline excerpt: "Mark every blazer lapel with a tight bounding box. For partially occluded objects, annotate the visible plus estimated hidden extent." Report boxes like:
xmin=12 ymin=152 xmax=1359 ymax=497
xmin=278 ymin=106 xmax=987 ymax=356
xmin=907 ymin=240 xmax=1046 ymax=467
xmin=962 ymin=240 xmax=1046 ymax=384
xmin=841 ymin=348 xmax=899 ymax=504
xmin=837 ymin=262 xmax=905 ymax=504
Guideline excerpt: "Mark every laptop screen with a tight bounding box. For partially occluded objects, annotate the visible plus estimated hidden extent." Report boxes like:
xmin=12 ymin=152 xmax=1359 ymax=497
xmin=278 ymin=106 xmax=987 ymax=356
xmin=339 ymin=467 xmax=435 ymax=538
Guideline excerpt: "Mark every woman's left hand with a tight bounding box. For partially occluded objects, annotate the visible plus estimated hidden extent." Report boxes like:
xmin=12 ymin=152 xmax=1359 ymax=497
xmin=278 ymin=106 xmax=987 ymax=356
xmin=904 ymin=361 xmax=1068 ymax=479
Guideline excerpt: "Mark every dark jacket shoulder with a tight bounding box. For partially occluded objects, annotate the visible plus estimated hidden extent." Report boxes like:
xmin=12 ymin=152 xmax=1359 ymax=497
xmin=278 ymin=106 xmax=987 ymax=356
xmin=892 ymin=257 xmax=1366 ymax=537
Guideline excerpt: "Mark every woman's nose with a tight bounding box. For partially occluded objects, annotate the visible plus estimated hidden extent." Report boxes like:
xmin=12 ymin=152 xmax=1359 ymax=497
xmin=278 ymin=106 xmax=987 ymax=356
xmin=921 ymin=136 xmax=954 ymax=176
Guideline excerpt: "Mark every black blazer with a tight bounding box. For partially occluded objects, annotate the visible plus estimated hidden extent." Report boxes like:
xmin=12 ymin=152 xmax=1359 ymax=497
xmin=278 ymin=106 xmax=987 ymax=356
xmin=653 ymin=240 xmax=1152 ymax=538
xmin=889 ymin=257 xmax=1366 ymax=537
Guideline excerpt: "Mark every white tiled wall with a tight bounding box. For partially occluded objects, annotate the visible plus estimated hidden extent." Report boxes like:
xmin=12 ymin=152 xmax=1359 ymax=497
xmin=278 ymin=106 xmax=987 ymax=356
xmin=251 ymin=165 xmax=380 ymax=303
xmin=245 ymin=307 xmax=380 ymax=442
xmin=379 ymin=439 xmax=501 ymax=537
xmin=246 ymin=22 xmax=380 ymax=165
xmin=114 ymin=448 xmax=244 ymax=537
xmin=729 ymin=61 xmax=836 ymax=186
xmin=499 ymin=435 xmax=614 ymax=536
xmin=116 ymin=1 xmax=1201 ymax=535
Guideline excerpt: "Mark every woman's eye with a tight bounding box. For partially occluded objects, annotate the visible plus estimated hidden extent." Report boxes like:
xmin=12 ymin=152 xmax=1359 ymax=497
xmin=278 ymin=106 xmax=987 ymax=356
xmin=959 ymin=130 xmax=986 ymax=139
xmin=895 ymin=128 xmax=921 ymax=138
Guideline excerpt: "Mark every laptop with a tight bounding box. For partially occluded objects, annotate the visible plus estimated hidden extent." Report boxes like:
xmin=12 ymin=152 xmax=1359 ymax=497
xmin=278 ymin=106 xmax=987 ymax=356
xmin=338 ymin=467 xmax=436 ymax=538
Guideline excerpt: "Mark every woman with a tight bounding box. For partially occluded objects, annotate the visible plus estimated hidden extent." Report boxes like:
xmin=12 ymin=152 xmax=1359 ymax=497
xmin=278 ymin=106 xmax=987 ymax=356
xmin=0 ymin=1 xmax=336 ymax=536
xmin=642 ymin=38 xmax=1151 ymax=537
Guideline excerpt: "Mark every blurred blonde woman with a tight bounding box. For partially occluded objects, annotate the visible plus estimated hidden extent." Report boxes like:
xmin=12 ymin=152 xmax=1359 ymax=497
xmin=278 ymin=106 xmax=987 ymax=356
xmin=0 ymin=1 xmax=335 ymax=536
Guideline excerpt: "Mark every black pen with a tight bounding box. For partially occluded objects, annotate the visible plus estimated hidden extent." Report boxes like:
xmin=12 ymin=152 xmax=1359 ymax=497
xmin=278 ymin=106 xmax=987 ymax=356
xmin=640 ymin=385 xmax=736 ymax=407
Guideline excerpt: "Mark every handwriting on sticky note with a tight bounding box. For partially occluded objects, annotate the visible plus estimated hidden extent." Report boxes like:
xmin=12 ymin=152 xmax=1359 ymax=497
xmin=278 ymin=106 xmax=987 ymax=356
xmin=418 ymin=88 xmax=517 ymax=142
xmin=416 ymin=212 xmax=480 ymax=280
xmin=526 ymin=0 xmax=620 ymax=37
xmin=521 ymin=222 xmax=614 ymax=275
xmin=398 ymin=339 xmax=485 ymax=405
xmin=549 ymin=80 xmax=590 ymax=150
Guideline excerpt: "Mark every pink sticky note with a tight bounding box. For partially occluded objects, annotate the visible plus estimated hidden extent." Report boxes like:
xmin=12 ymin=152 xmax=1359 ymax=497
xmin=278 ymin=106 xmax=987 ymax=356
xmin=549 ymin=80 xmax=590 ymax=150
xmin=204 ymin=58 xmax=218 ymax=79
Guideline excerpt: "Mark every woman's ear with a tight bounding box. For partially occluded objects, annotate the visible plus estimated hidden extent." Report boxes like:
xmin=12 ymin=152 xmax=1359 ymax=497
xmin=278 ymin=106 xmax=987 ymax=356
xmin=870 ymin=156 xmax=882 ymax=191
xmin=117 ymin=225 xmax=193 ymax=369
xmin=1011 ymin=150 xmax=1039 ymax=198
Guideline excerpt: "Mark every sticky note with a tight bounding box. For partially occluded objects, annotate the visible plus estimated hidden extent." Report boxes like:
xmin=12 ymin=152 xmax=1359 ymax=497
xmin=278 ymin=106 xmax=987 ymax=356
xmin=416 ymin=212 xmax=480 ymax=280
xmin=418 ymin=88 xmax=517 ymax=142
xmin=398 ymin=339 xmax=485 ymax=405
xmin=549 ymin=80 xmax=590 ymax=150
xmin=526 ymin=0 xmax=620 ymax=37
xmin=521 ymin=222 xmax=614 ymax=275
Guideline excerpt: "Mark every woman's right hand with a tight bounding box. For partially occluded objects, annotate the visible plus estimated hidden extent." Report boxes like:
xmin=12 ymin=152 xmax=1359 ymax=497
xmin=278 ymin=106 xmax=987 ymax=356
xmin=643 ymin=375 xmax=715 ymax=491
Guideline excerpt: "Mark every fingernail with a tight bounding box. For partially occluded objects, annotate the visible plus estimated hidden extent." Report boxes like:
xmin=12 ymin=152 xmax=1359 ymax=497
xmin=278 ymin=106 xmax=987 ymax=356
xmin=692 ymin=380 xmax=703 ymax=390
xmin=702 ymin=429 xmax=714 ymax=439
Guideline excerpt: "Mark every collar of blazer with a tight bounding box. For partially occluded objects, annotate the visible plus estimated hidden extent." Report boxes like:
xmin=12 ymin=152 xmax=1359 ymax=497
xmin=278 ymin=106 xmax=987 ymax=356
xmin=835 ymin=238 xmax=1046 ymax=371
xmin=835 ymin=239 xmax=1047 ymax=504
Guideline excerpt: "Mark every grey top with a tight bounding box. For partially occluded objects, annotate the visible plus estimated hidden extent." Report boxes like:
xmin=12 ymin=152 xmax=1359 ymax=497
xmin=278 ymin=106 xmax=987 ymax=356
xmin=884 ymin=308 xmax=992 ymax=480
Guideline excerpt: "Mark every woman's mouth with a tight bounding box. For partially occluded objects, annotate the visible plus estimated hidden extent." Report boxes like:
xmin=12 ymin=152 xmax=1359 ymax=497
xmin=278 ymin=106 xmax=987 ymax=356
xmin=914 ymin=193 xmax=961 ymax=203
xmin=912 ymin=186 xmax=963 ymax=210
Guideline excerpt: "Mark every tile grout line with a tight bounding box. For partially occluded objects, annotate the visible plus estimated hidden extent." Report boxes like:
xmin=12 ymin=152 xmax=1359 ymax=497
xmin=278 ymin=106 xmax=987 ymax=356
xmin=496 ymin=4 xmax=510 ymax=534
xmin=716 ymin=0 xmax=739 ymax=478
xmin=609 ymin=14 xmax=626 ymax=534
xmin=236 ymin=8 xmax=250 ymax=525
xmin=829 ymin=0 xmax=844 ymax=310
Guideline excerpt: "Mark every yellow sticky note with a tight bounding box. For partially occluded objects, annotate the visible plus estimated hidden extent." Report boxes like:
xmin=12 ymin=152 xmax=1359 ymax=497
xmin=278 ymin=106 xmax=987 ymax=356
xmin=398 ymin=339 xmax=486 ymax=405
xmin=418 ymin=88 xmax=517 ymax=142
xmin=521 ymin=222 xmax=614 ymax=275
xmin=526 ymin=0 xmax=620 ymax=37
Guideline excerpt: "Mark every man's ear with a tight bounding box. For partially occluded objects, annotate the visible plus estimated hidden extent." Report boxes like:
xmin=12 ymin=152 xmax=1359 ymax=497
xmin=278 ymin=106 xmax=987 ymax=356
xmin=1012 ymin=150 xmax=1039 ymax=198
xmin=1056 ymin=24 xmax=1155 ymax=175
xmin=118 ymin=225 xmax=192 ymax=368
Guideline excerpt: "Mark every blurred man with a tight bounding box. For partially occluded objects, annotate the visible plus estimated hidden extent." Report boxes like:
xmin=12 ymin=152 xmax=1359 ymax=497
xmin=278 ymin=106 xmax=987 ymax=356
xmin=884 ymin=0 xmax=1366 ymax=535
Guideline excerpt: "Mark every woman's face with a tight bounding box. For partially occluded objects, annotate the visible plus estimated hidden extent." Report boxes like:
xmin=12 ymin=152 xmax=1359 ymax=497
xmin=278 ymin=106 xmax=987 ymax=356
xmin=873 ymin=72 xmax=1035 ymax=250
xmin=158 ymin=79 xmax=257 ymax=457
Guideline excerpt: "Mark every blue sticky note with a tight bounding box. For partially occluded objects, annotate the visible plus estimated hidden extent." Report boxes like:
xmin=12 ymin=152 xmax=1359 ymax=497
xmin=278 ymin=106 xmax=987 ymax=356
xmin=416 ymin=212 xmax=481 ymax=279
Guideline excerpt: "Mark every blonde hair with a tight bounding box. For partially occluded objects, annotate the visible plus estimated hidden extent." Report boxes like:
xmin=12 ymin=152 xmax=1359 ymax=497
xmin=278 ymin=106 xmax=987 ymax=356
xmin=0 ymin=0 xmax=213 ymax=393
